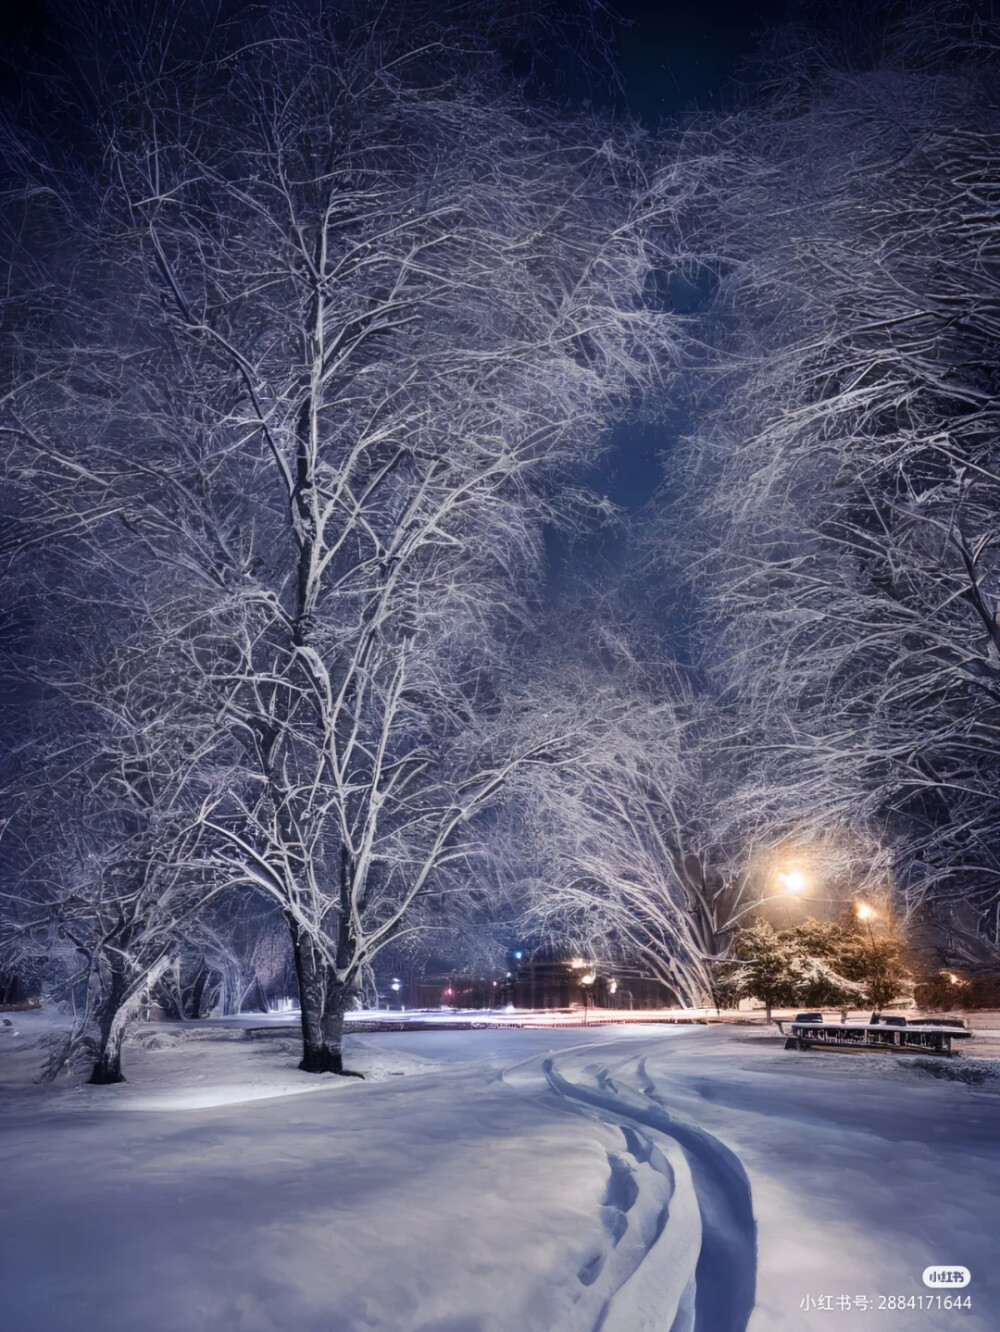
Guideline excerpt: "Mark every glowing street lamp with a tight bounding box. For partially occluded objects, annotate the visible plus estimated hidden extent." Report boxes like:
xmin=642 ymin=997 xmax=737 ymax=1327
xmin=855 ymin=902 xmax=876 ymax=921
xmin=777 ymin=867 xmax=807 ymax=896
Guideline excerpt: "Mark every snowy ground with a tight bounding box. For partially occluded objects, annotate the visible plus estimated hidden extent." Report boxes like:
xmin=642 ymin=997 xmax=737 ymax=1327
xmin=1 ymin=1012 xmax=998 ymax=1332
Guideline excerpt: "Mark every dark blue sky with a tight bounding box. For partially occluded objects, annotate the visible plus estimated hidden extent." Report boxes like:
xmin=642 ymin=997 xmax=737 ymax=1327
xmin=615 ymin=0 xmax=790 ymax=124
xmin=596 ymin=0 xmax=790 ymax=517
xmin=501 ymin=0 xmax=789 ymax=588
xmin=0 ymin=0 xmax=791 ymax=123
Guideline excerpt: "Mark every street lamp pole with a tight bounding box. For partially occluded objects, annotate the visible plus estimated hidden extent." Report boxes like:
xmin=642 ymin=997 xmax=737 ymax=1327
xmin=580 ymin=970 xmax=595 ymax=1026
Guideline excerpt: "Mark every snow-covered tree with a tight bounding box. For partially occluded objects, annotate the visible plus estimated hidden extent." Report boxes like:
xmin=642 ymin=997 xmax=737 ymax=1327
xmin=729 ymin=911 xmax=909 ymax=1022
xmin=2 ymin=3 xmax=674 ymax=1070
xmin=3 ymin=624 xmax=225 ymax=1082
xmin=655 ymin=0 xmax=1000 ymax=956
xmin=513 ymin=606 xmax=766 ymax=1004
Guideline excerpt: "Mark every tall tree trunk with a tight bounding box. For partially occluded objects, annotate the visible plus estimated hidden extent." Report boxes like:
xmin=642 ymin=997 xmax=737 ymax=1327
xmin=320 ymin=972 xmax=363 ymax=1077
xmin=87 ymin=952 xmax=171 ymax=1085
xmin=0 ymin=972 xmax=21 ymax=1006
xmin=89 ymin=1003 xmax=129 ymax=1085
xmin=288 ymin=918 xmax=326 ymax=1072
xmin=88 ymin=955 xmax=128 ymax=1085
xmin=187 ymin=964 xmax=209 ymax=1019
xmin=316 ymin=847 xmax=364 ymax=1076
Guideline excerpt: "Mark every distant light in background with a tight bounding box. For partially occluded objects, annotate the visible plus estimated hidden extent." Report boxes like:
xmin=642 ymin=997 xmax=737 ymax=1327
xmin=609 ymin=979 xmax=618 ymax=995
xmin=949 ymin=973 xmax=960 ymax=986
xmin=855 ymin=903 xmax=875 ymax=921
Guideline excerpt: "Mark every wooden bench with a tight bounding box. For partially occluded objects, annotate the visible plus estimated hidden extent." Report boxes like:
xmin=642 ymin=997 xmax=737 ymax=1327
xmin=775 ymin=1013 xmax=973 ymax=1057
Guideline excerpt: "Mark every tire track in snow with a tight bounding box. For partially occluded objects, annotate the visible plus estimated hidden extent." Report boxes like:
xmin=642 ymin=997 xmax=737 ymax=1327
xmin=636 ymin=1057 xmax=756 ymax=1332
xmin=543 ymin=1055 xmax=756 ymax=1332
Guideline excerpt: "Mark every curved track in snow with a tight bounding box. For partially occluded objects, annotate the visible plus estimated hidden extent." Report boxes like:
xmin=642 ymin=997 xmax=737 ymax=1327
xmin=541 ymin=1049 xmax=757 ymax=1332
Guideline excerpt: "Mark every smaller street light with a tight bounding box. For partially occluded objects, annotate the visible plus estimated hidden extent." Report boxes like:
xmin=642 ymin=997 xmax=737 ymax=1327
xmin=579 ymin=970 xmax=595 ymax=1026
xmin=855 ymin=902 xmax=876 ymax=921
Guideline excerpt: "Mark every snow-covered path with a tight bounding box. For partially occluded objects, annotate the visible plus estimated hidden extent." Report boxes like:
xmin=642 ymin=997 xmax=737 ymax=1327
xmin=535 ymin=1043 xmax=755 ymax=1332
xmin=0 ymin=1020 xmax=997 ymax=1331
xmin=522 ymin=1029 xmax=1000 ymax=1331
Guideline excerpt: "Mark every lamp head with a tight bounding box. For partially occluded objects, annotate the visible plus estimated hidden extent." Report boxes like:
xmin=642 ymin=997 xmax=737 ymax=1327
xmin=778 ymin=867 xmax=806 ymax=895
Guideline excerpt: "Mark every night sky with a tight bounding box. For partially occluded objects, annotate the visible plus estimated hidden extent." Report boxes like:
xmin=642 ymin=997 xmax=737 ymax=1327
xmin=1 ymin=0 xmax=791 ymax=109
xmin=550 ymin=1 xmax=795 ymax=570
xmin=586 ymin=1 xmax=791 ymax=561
xmin=615 ymin=0 xmax=790 ymax=123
